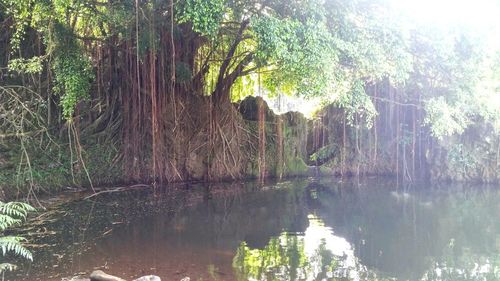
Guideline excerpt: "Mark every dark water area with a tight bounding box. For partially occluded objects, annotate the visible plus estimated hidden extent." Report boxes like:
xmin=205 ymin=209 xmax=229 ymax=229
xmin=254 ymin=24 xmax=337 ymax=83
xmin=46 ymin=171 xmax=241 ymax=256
xmin=8 ymin=177 xmax=500 ymax=281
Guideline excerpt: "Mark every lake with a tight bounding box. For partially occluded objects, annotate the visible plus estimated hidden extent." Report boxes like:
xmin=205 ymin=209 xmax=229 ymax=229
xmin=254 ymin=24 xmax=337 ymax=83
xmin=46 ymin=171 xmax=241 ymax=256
xmin=9 ymin=177 xmax=500 ymax=281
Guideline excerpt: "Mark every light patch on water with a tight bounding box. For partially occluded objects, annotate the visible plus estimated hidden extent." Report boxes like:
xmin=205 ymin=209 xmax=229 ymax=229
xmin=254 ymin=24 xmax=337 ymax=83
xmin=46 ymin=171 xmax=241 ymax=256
xmin=302 ymin=214 xmax=362 ymax=281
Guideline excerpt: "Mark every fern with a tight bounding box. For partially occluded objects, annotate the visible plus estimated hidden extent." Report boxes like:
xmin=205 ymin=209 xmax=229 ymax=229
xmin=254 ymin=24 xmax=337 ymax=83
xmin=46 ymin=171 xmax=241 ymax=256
xmin=0 ymin=201 xmax=35 ymax=274
xmin=0 ymin=215 xmax=21 ymax=231
xmin=0 ymin=202 xmax=35 ymax=219
xmin=0 ymin=236 xmax=32 ymax=261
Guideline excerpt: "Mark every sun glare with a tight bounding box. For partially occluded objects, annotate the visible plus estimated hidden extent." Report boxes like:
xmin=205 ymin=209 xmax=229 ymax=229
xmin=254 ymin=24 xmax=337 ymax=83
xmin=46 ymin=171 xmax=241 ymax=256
xmin=389 ymin=0 xmax=500 ymax=30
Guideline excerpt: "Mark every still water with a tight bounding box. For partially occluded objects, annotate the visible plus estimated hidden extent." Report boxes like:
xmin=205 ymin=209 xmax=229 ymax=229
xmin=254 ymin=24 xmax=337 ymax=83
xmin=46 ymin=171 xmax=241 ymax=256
xmin=9 ymin=178 xmax=500 ymax=281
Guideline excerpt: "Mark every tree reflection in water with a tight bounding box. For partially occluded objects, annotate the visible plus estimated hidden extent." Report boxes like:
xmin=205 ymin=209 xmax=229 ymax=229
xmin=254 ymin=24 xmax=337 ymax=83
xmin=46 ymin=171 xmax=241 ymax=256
xmin=233 ymin=181 xmax=500 ymax=281
xmin=233 ymin=214 xmax=392 ymax=281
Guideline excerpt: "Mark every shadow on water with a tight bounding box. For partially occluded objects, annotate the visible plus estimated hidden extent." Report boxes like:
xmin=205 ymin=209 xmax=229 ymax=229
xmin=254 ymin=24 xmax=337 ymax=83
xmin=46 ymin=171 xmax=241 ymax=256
xmin=7 ymin=178 xmax=500 ymax=281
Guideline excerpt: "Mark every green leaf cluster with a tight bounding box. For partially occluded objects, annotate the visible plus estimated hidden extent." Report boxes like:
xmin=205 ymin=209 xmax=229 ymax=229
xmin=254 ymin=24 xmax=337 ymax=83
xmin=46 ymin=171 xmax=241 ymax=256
xmin=252 ymin=13 xmax=338 ymax=97
xmin=51 ymin=23 xmax=94 ymax=120
xmin=177 ymin=0 xmax=226 ymax=37
xmin=7 ymin=57 xmax=44 ymax=74
xmin=1 ymin=0 xmax=125 ymax=120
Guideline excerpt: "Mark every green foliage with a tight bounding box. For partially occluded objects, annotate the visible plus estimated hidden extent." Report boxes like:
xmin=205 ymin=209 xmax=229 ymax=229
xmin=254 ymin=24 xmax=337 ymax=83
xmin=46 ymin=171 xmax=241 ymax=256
xmin=1 ymin=0 xmax=119 ymax=120
xmin=177 ymin=0 xmax=225 ymax=37
xmin=231 ymin=75 xmax=255 ymax=102
xmin=51 ymin=24 xmax=94 ymax=120
xmin=7 ymin=57 xmax=44 ymax=74
xmin=248 ymin=0 xmax=412 ymax=125
xmin=0 ymin=0 xmax=449 ymax=128
xmin=252 ymin=15 xmax=337 ymax=97
xmin=474 ymin=51 xmax=500 ymax=133
xmin=0 ymin=0 xmax=32 ymax=51
xmin=334 ymin=80 xmax=377 ymax=128
xmin=195 ymin=0 xmax=412 ymax=104
xmin=424 ymin=96 xmax=471 ymax=138
xmin=0 ymin=201 xmax=35 ymax=274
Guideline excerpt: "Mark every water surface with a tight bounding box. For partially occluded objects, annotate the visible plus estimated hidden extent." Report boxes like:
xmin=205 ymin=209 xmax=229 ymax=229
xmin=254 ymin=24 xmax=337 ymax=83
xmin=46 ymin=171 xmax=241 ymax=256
xmin=9 ymin=178 xmax=500 ymax=280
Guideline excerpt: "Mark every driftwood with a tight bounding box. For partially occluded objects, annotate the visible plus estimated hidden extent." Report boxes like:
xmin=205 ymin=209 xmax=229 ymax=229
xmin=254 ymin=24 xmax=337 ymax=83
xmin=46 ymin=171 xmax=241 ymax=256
xmin=84 ymin=184 xmax=150 ymax=200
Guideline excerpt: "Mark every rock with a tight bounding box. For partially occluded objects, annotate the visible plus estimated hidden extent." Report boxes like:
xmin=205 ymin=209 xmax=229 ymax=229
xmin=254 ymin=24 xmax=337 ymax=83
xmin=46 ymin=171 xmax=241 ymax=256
xmin=90 ymin=270 xmax=126 ymax=281
xmin=179 ymin=278 xmax=190 ymax=281
xmin=133 ymin=276 xmax=161 ymax=281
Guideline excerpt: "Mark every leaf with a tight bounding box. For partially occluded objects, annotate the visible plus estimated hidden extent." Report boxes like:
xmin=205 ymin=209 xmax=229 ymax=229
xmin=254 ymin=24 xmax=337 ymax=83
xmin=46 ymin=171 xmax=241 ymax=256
xmin=0 ymin=236 xmax=33 ymax=261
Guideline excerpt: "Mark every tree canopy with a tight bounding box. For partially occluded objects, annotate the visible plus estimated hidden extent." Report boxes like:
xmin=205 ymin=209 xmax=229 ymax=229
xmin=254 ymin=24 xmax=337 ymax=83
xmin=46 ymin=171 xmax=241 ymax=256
xmin=1 ymin=0 xmax=414 ymax=111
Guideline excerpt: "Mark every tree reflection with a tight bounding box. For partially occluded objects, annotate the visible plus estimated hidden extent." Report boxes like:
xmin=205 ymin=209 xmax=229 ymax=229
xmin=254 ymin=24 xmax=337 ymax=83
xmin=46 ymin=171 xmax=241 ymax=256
xmin=232 ymin=214 xmax=394 ymax=281
xmin=233 ymin=233 xmax=338 ymax=281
